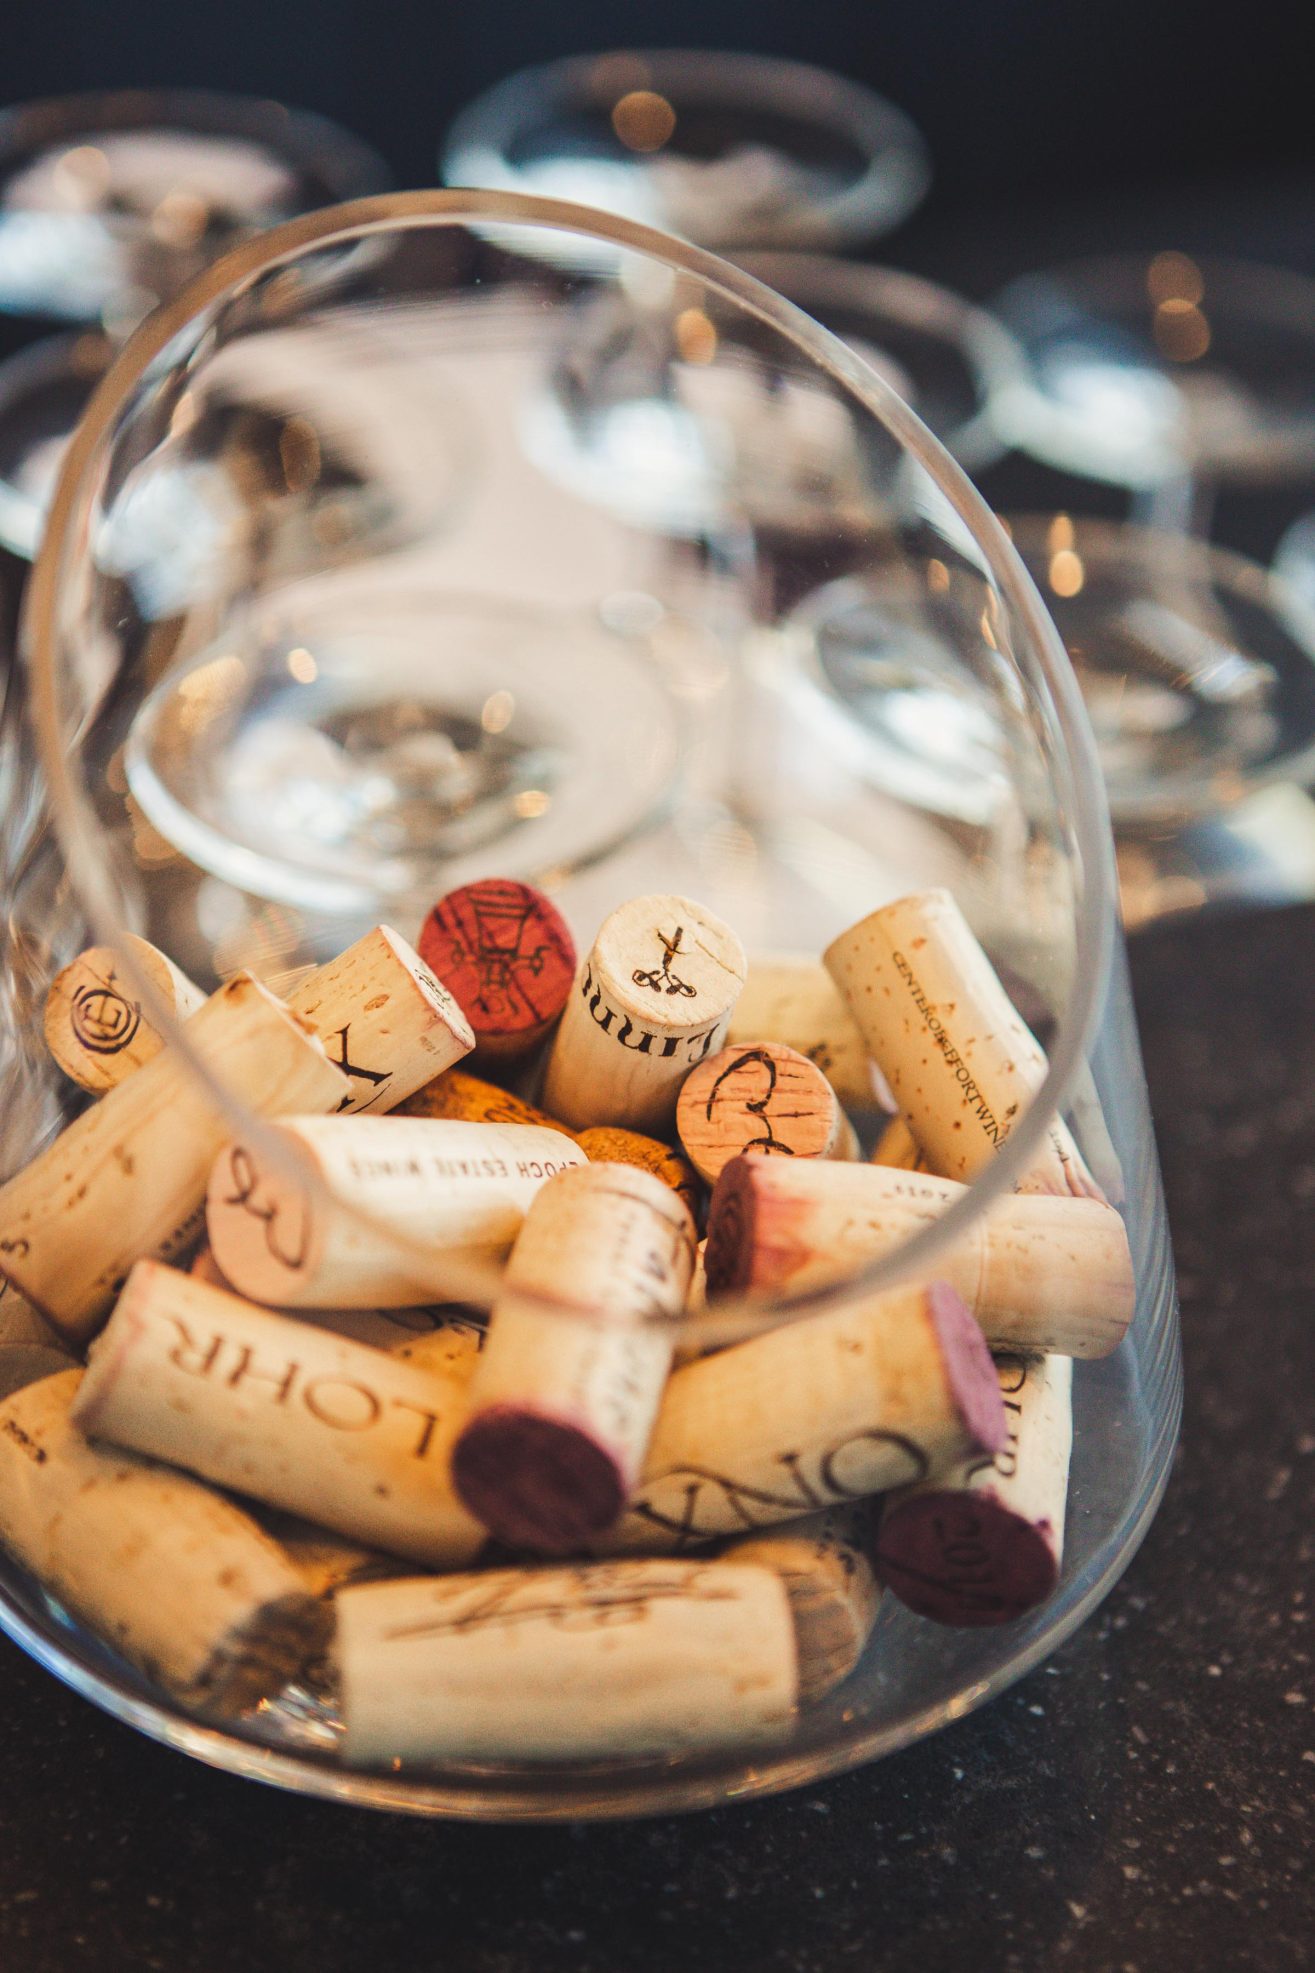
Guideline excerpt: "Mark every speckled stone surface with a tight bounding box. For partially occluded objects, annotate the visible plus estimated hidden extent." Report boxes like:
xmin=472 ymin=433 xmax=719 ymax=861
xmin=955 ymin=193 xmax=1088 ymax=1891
xmin=1 ymin=900 xmax=1312 ymax=1970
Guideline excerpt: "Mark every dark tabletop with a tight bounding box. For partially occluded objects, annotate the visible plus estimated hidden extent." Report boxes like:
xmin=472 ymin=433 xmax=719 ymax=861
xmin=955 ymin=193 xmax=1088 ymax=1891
xmin=4 ymin=179 xmax=1315 ymax=1973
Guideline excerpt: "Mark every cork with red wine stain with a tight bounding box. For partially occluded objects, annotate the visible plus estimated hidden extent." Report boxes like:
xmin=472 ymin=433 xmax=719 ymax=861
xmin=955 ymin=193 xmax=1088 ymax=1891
xmin=453 ymin=1404 xmax=635 ymax=1554
xmin=874 ymin=1350 xmax=1073 ymax=1625
xmin=418 ymin=880 xmax=576 ymax=1062
xmin=703 ymin=1154 xmax=1135 ymax=1359
xmin=451 ymin=1163 xmax=695 ymax=1553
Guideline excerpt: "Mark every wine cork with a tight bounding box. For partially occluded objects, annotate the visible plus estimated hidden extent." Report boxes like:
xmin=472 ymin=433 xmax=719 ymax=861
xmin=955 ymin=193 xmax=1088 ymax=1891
xmin=577 ymin=1126 xmax=702 ymax=1223
xmin=205 ymin=1117 xmax=586 ymax=1309
xmin=453 ymin=1163 xmax=695 ymax=1551
xmin=823 ymin=891 xmax=1101 ymax=1199
xmin=875 ymin=1352 xmax=1073 ymax=1625
xmin=417 ymin=879 xmax=577 ymax=1063
xmin=337 ymin=1558 xmax=797 ymax=1765
xmin=0 ymin=1370 xmax=328 ymax=1716
xmin=688 ymin=1239 xmax=708 ymax=1314
xmin=0 ymin=1281 xmax=75 ymax=1401
xmin=540 ymin=894 xmax=747 ymax=1134
xmin=73 ymin=1262 xmax=486 ymax=1569
xmin=676 ymin=1041 xmax=857 ymax=1185
xmin=726 ymin=1506 xmax=881 ymax=1703
xmin=397 ymin=1066 xmax=573 ymax=1135
xmin=599 ymin=1281 xmax=1006 ymax=1554
xmin=0 ymin=973 xmax=350 ymax=1345
xmin=727 ymin=954 xmax=877 ymax=1111
xmin=869 ymin=1113 xmax=927 ymax=1172
xmin=284 ymin=924 xmax=474 ymax=1116
xmin=705 ymin=1158 xmax=1134 ymax=1359
xmin=43 ymin=935 xmax=205 ymax=1094
xmin=42 ymin=924 xmax=473 ymax=1117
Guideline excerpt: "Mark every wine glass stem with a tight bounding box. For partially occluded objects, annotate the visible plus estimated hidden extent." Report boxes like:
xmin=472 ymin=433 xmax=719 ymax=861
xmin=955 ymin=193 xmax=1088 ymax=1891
xmin=1130 ymin=471 xmax=1216 ymax=540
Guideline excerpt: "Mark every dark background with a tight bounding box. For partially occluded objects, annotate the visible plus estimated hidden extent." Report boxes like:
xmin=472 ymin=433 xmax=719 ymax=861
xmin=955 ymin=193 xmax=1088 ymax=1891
xmin=5 ymin=0 xmax=1313 ymax=221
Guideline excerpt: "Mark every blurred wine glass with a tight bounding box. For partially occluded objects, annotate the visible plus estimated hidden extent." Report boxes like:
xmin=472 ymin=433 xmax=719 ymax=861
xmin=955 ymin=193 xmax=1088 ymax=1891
xmin=989 ymin=253 xmax=1315 ymax=537
xmin=965 ymin=251 xmax=1315 ymax=918
xmin=791 ymin=512 xmax=1315 ymax=925
xmin=0 ymin=91 xmax=391 ymax=562
xmin=442 ymin=50 xmax=930 ymax=253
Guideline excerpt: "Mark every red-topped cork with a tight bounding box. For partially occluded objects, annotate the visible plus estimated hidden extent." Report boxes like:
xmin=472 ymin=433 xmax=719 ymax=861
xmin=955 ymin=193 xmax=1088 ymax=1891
xmin=452 ymin=1406 xmax=629 ymax=1553
xmin=874 ymin=1490 xmax=1060 ymax=1626
xmin=873 ymin=1349 xmax=1072 ymax=1626
xmin=418 ymin=880 xmax=576 ymax=1062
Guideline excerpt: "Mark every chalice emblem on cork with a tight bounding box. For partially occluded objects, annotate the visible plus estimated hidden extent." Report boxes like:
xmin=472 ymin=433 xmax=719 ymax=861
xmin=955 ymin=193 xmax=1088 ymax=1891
xmin=419 ymin=879 xmax=577 ymax=1063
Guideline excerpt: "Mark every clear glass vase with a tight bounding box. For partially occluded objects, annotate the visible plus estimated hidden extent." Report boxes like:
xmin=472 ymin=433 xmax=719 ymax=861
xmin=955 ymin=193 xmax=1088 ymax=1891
xmin=3 ymin=190 xmax=1180 ymax=1818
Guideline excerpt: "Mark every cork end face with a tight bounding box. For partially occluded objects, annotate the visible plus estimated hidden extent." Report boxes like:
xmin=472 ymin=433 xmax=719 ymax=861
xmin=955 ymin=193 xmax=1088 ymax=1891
xmin=923 ymin=1281 xmax=1008 ymax=1457
xmin=452 ymin=1406 xmax=628 ymax=1554
xmin=187 ymin=1591 xmax=333 ymax=1718
xmin=418 ymin=881 xmax=577 ymax=1058
xmin=703 ymin=1158 xmax=758 ymax=1293
xmin=378 ymin=924 xmax=478 ymax=1051
xmin=874 ymin=1489 xmax=1059 ymax=1625
xmin=594 ymin=893 xmax=747 ymax=1028
xmin=204 ymin=1133 xmax=322 ymax=1306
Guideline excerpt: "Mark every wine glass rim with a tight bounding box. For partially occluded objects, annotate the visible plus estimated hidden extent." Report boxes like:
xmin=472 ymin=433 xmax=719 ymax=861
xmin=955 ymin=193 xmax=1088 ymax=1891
xmin=440 ymin=49 xmax=931 ymax=250
xmin=24 ymin=186 xmax=1118 ymax=1323
xmin=0 ymin=88 xmax=391 ymax=195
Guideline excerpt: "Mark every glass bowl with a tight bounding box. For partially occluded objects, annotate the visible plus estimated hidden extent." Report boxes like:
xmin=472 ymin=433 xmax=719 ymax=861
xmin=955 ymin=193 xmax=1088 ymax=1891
xmin=5 ymin=190 xmax=1180 ymax=1818
xmin=441 ymin=51 xmax=930 ymax=253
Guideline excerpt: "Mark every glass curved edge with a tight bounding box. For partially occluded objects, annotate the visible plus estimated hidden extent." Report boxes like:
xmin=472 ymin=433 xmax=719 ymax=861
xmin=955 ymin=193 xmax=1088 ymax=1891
xmin=0 ymin=1343 xmax=1181 ymax=1823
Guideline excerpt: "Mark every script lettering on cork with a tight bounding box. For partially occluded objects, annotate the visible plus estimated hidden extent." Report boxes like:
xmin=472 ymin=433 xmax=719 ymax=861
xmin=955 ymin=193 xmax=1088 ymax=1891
xmin=632 ymin=926 xmax=697 ymax=999
xmin=383 ymin=1564 xmax=741 ymax=1643
xmin=624 ymin=1428 xmax=932 ymax=1549
xmin=218 ymin=1146 xmax=310 ymax=1272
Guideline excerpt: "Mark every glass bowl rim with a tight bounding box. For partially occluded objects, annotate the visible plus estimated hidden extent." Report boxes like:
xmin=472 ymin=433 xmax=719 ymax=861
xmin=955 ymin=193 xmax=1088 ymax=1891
xmin=734 ymin=249 xmax=1029 ymax=470
xmin=440 ymin=48 xmax=932 ymax=249
xmin=23 ymin=184 xmax=1117 ymax=1335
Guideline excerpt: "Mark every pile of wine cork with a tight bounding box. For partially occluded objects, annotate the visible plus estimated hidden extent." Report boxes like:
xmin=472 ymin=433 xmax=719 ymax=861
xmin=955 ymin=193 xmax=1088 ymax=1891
xmin=0 ymin=880 xmax=1135 ymax=1768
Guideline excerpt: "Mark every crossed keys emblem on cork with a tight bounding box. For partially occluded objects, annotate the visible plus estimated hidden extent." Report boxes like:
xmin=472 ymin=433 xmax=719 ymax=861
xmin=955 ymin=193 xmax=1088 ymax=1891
xmin=632 ymin=927 xmax=697 ymax=998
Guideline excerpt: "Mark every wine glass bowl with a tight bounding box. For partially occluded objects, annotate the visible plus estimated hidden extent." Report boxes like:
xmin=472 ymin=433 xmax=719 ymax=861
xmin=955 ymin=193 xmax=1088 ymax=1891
xmin=4 ymin=190 xmax=1180 ymax=1817
xmin=0 ymin=91 xmax=391 ymax=562
xmin=0 ymin=91 xmax=390 ymax=326
xmin=990 ymin=253 xmax=1315 ymax=496
xmin=441 ymin=51 xmax=930 ymax=253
